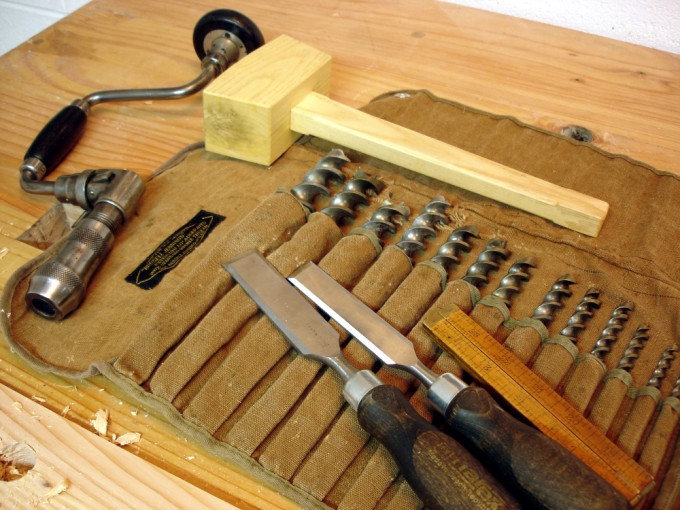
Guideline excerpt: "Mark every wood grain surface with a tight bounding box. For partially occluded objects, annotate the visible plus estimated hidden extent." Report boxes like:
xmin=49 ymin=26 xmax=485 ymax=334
xmin=0 ymin=0 xmax=678 ymax=507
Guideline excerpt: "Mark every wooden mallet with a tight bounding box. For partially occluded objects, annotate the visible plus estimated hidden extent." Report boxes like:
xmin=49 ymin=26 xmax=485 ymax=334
xmin=202 ymin=35 xmax=609 ymax=236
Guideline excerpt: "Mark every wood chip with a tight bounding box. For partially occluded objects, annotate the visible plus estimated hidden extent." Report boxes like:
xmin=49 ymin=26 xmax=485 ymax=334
xmin=31 ymin=395 xmax=46 ymax=403
xmin=61 ymin=403 xmax=72 ymax=417
xmin=90 ymin=409 xmax=109 ymax=435
xmin=114 ymin=432 xmax=141 ymax=446
xmin=11 ymin=402 xmax=23 ymax=412
xmin=42 ymin=478 xmax=68 ymax=501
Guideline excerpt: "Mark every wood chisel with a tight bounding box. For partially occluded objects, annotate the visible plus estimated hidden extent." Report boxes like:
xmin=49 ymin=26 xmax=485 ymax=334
xmin=224 ymin=250 xmax=518 ymax=510
xmin=289 ymin=260 xmax=630 ymax=510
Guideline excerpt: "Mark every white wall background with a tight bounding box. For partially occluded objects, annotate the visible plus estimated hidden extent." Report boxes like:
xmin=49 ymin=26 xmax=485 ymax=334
xmin=442 ymin=0 xmax=680 ymax=55
xmin=1 ymin=0 xmax=679 ymax=56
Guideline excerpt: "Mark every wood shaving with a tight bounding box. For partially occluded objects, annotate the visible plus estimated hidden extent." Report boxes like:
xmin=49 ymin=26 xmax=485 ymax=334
xmin=31 ymin=395 xmax=46 ymax=403
xmin=11 ymin=402 xmax=23 ymax=412
xmin=90 ymin=409 xmax=109 ymax=435
xmin=0 ymin=247 xmax=8 ymax=261
xmin=42 ymin=479 xmax=68 ymax=501
xmin=61 ymin=403 xmax=72 ymax=417
xmin=114 ymin=432 xmax=141 ymax=446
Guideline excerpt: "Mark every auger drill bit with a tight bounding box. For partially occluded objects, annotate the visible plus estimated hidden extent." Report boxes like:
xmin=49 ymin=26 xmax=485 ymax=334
xmin=461 ymin=238 xmax=510 ymax=288
xmin=290 ymin=148 xmax=349 ymax=212
xmin=672 ymin=375 xmax=680 ymax=398
xmin=491 ymin=257 xmax=537 ymax=308
xmin=561 ymin=288 xmax=602 ymax=343
xmin=590 ymin=302 xmax=635 ymax=360
xmin=395 ymin=195 xmax=450 ymax=258
xmin=321 ymin=171 xmax=383 ymax=223
xmin=531 ymin=288 xmax=601 ymax=389
xmin=429 ymin=225 xmax=480 ymax=273
xmin=114 ymin=148 xmax=352 ymax=385
xmin=359 ymin=201 xmax=411 ymax=240
xmin=648 ymin=345 xmax=679 ymax=388
xmin=502 ymin=272 xmax=572 ymax=364
xmin=616 ymin=344 xmax=679 ymax=457
xmin=531 ymin=274 xmax=576 ymax=326
xmin=617 ymin=325 xmax=650 ymax=372
xmin=562 ymin=301 xmax=635 ymax=414
xmin=587 ymin=325 xmax=650 ymax=433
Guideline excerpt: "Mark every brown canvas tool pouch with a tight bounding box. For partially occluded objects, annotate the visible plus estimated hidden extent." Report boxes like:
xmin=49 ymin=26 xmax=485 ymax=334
xmin=3 ymin=90 xmax=680 ymax=509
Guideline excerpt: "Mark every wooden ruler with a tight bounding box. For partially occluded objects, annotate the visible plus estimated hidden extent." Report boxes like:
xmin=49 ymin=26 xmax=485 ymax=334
xmin=423 ymin=305 xmax=654 ymax=506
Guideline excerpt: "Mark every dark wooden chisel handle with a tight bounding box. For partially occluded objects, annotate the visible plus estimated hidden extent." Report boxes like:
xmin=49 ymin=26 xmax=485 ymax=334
xmin=357 ymin=384 xmax=519 ymax=510
xmin=445 ymin=386 xmax=631 ymax=510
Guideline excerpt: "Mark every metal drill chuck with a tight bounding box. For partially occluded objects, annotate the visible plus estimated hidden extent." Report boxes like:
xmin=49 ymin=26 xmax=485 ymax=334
xmin=290 ymin=149 xmax=349 ymax=212
xmin=590 ymin=301 xmax=635 ymax=359
xmin=616 ymin=325 xmax=650 ymax=372
xmin=395 ymin=196 xmax=451 ymax=257
xmin=321 ymin=172 xmax=383 ymax=224
xmin=492 ymin=257 xmax=537 ymax=308
xmin=648 ymin=345 xmax=678 ymax=388
xmin=560 ymin=288 xmax=601 ymax=342
xmin=531 ymin=274 xmax=576 ymax=326
xmin=429 ymin=225 xmax=480 ymax=271
xmin=360 ymin=201 xmax=411 ymax=239
xmin=461 ymin=238 xmax=510 ymax=288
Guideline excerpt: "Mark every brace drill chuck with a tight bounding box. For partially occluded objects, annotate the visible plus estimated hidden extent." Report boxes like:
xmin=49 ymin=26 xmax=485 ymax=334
xmin=25 ymin=169 xmax=145 ymax=320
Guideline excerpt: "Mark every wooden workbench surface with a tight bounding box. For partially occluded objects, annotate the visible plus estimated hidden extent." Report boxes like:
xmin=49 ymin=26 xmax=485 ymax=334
xmin=0 ymin=0 xmax=678 ymax=507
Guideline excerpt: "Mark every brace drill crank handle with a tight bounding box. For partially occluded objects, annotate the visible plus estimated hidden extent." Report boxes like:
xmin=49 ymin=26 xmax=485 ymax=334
xmin=22 ymin=104 xmax=88 ymax=180
xmin=444 ymin=385 xmax=631 ymax=510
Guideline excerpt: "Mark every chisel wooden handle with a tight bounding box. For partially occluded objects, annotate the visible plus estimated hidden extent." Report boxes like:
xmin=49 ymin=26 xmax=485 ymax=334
xmin=445 ymin=386 xmax=631 ymax=510
xmin=357 ymin=384 xmax=518 ymax=510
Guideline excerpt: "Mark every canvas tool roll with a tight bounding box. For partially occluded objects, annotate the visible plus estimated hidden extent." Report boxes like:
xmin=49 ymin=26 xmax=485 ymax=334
xmin=2 ymin=90 xmax=680 ymax=509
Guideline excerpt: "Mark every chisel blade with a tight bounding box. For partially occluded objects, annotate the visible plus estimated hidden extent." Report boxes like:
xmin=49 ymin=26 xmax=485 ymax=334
xmin=223 ymin=251 xmax=342 ymax=364
xmin=289 ymin=261 xmax=422 ymax=372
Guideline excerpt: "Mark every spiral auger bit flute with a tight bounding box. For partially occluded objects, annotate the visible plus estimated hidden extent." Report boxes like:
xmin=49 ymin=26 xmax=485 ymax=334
xmin=290 ymin=148 xmax=349 ymax=212
xmin=531 ymin=274 xmax=576 ymax=326
xmin=461 ymin=238 xmax=510 ymax=287
xmin=395 ymin=195 xmax=450 ymax=257
xmin=616 ymin=325 xmax=650 ymax=372
xmin=561 ymin=288 xmax=602 ymax=343
xmin=591 ymin=302 xmax=635 ymax=360
xmin=647 ymin=345 xmax=679 ymax=389
xmin=320 ymin=171 xmax=383 ymax=224
xmin=430 ymin=225 xmax=480 ymax=272
xmin=491 ymin=257 xmax=537 ymax=308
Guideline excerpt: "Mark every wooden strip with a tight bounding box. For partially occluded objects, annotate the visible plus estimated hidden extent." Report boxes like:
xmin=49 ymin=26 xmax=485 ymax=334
xmin=291 ymin=92 xmax=609 ymax=237
xmin=423 ymin=305 xmax=654 ymax=505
